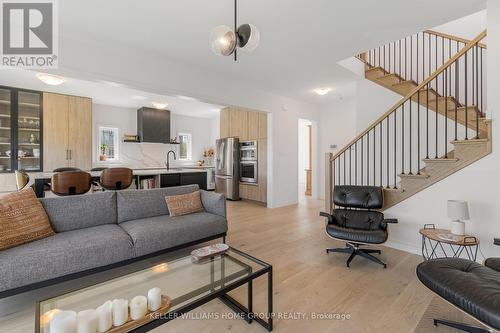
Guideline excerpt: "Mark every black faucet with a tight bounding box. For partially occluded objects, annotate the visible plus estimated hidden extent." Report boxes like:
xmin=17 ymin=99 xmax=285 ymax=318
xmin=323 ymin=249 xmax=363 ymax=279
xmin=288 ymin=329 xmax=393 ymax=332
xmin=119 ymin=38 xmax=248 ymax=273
xmin=166 ymin=150 xmax=176 ymax=170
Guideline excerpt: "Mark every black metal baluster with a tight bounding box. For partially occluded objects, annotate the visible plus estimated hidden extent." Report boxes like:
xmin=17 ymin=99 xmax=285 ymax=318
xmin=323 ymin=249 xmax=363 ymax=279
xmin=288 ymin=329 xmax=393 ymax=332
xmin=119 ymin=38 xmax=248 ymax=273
xmin=379 ymin=123 xmax=382 ymax=186
xmin=361 ymin=137 xmax=364 ymax=185
xmin=465 ymin=50 xmax=468 ymax=140
xmin=389 ymin=42 xmax=392 ymax=73
xmin=349 ymin=145 xmax=352 ymax=185
xmin=480 ymin=47 xmax=483 ymax=115
xmin=399 ymin=39 xmax=402 ymax=81
xmin=386 ymin=117 xmax=389 ymax=188
xmin=394 ymin=110 xmax=397 ymax=189
xmin=435 ymin=76 xmax=438 ymax=158
xmin=355 ymin=142 xmax=357 ymax=185
xmin=401 ymin=103 xmax=405 ymax=174
xmin=426 ymin=83 xmax=429 ymax=158
xmin=455 ymin=59 xmax=458 ymax=141
xmin=409 ymin=99 xmax=413 ymax=174
xmin=378 ymin=46 xmax=381 ymax=68
xmin=367 ymin=132 xmax=370 ymax=185
xmin=373 ymin=129 xmax=376 ymax=186
xmin=445 ymin=68 xmax=448 ymax=158
xmin=475 ymin=45 xmax=479 ymax=138
xmin=417 ymin=88 xmax=421 ymax=175
xmin=410 ymin=34 xmax=413 ymax=82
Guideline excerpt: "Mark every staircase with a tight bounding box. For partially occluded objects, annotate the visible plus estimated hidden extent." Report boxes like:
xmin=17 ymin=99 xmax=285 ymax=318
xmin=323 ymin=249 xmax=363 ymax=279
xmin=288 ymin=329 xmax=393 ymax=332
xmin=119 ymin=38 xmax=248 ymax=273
xmin=325 ymin=30 xmax=490 ymax=212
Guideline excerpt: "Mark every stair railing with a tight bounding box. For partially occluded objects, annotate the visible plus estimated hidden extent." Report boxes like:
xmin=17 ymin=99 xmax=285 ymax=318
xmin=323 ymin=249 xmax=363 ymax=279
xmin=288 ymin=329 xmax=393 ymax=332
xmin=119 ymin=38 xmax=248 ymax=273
xmin=326 ymin=30 xmax=487 ymax=213
xmin=357 ymin=30 xmax=486 ymax=113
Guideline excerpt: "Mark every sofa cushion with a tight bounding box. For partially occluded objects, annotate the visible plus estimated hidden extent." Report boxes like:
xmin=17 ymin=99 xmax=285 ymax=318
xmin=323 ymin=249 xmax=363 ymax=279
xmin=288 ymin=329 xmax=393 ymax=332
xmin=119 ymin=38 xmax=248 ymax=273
xmin=0 ymin=224 xmax=134 ymax=292
xmin=119 ymin=212 xmax=227 ymax=257
xmin=165 ymin=191 xmax=204 ymax=217
xmin=0 ymin=188 xmax=55 ymax=251
xmin=116 ymin=185 xmax=199 ymax=223
xmin=326 ymin=223 xmax=388 ymax=244
xmin=40 ymin=192 xmax=117 ymax=232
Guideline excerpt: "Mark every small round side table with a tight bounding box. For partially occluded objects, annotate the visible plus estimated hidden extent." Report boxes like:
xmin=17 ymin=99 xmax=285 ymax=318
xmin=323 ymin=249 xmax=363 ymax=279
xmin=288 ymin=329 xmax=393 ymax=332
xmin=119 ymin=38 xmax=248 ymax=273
xmin=419 ymin=224 xmax=479 ymax=261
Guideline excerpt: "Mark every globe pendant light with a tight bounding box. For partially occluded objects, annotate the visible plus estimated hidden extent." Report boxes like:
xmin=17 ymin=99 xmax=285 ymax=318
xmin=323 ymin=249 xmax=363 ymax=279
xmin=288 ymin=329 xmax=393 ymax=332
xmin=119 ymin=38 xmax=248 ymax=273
xmin=209 ymin=0 xmax=259 ymax=61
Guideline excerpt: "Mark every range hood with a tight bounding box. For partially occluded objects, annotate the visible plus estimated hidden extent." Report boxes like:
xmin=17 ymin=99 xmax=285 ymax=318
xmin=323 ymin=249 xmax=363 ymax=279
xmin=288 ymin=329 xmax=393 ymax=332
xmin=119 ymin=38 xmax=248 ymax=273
xmin=137 ymin=107 xmax=171 ymax=143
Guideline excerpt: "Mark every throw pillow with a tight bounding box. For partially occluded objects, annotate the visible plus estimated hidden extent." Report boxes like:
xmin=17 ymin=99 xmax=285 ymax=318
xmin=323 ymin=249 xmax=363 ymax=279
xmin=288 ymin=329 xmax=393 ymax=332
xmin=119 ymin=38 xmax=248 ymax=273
xmin=165 ymin=191 xmax=204 ymax=217
xmin=0 ymin=188 xmax=55 ymax=251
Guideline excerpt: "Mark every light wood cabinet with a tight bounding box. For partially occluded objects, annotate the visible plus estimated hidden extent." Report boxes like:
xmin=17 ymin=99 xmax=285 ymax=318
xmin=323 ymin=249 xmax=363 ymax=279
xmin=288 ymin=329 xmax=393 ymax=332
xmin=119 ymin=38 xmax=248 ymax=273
xmin=229 ymin=108 xmax=248 ymax=140
xmin=247 ymin=111 xmax=259 ymax=139
xmin=220 ymin=108 xmax=230 ymax=138
xmin=258 ymin=112 xmax=267 ymax=139
xmin=43 ymin=93 xmax=92 ymax=171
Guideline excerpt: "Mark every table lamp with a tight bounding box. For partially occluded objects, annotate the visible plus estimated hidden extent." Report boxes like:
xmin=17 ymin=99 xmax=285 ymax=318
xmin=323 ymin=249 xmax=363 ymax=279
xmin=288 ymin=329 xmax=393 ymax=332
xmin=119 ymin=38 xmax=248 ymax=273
xmin=447 ymin=200 xmax=470 ymax=235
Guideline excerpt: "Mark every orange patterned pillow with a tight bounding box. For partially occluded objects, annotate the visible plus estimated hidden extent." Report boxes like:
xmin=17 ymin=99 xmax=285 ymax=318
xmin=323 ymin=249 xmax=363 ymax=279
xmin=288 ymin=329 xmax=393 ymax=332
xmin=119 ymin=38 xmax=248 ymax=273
xmin=0 ymin=188 xmax=55 ymax=251
xmin=165 ymin=191 xmax=204 ymax=217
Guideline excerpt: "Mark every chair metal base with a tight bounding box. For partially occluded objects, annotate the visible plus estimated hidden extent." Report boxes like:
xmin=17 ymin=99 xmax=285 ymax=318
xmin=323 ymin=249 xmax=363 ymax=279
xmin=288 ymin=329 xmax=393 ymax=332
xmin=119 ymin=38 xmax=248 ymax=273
xmin=433 ymin=318 xmax=493 ymax=333
xmin=326 ymin=243 xmax=387 ymax=268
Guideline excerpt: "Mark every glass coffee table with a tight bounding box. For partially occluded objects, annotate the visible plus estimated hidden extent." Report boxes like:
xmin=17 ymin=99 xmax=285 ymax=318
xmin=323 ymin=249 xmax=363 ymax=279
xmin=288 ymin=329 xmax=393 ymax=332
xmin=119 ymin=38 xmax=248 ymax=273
xmin=34 ymin=247 xmax=273 ymax=332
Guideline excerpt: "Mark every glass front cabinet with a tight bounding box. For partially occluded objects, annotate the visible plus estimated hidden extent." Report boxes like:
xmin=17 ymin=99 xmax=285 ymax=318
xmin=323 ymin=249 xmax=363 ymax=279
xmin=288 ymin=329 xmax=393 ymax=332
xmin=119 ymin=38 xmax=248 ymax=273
xmin=0 ymin=86 xmax=42 ymax=173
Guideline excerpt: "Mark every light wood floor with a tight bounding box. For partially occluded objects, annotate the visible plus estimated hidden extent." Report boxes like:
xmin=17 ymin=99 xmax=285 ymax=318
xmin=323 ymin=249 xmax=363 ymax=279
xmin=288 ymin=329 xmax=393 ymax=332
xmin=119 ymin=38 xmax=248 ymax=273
xmin=152 ymin=196 xmax=483 ymax=333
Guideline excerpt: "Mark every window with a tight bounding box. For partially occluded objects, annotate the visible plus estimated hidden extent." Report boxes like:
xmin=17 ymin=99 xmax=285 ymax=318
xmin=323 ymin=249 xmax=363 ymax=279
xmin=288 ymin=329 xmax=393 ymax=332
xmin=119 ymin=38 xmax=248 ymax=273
xmin=178 ymin=133 xmax=192 ymax=160
xmin=98 ymin=126 xmax=119 ymax=161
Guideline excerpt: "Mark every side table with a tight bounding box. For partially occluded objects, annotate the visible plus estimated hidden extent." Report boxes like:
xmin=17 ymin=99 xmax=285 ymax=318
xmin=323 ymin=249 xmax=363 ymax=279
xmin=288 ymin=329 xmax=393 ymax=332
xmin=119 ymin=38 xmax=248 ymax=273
xmin=419 ymin=224 xmax=480 ymax=261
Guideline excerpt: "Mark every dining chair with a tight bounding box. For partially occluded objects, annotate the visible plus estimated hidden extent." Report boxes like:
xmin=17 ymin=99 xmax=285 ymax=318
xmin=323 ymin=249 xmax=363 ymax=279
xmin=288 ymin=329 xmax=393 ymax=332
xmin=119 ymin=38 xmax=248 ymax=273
xmin=51 ymin=171 xmax=92 ymax=196
xmin=99 ymin=167 xmax=133 ymax=190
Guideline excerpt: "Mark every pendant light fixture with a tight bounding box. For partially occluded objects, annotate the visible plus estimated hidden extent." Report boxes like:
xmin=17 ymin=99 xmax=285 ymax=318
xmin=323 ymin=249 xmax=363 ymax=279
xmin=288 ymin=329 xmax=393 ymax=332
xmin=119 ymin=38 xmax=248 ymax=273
xmin=209 ymin=0 xmax=260 ymax=61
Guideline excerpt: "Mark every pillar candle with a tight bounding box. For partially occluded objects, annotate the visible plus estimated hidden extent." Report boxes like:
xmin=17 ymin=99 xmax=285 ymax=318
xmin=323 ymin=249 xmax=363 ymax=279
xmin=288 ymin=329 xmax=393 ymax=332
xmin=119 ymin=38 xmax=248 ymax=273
xmin=147 ymin=287 xmax=162 ymax=311
xmin=129 ymin=296 xmax=147 ymax=320
xmin=112 ymin=299 xmax=128 ymax=327
xmin=77 ymin=309 xmax=98 ymax=333
xmin=96 ymin=301 xmax=113 ymax=333
xmin=50 ymin=310 xmax=77 ymax=333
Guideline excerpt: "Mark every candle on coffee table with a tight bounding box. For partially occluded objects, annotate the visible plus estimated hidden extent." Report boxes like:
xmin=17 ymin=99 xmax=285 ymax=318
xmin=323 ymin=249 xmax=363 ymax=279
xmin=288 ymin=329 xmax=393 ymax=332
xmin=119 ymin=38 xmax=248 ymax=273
xmin=147 ymin=287 xmax=162 ymax=311
xmin=96 ymin=301 xmax=113 ymax=332
xmin=77 ymin=309 xmax=98 ymax=333
xmin=50 ymin=310 xmax=77 ymax=333
xmin=129 ymin=296 xmax=147 ymax=320
xmin=112 ymin=299 xmax=128 ymax=326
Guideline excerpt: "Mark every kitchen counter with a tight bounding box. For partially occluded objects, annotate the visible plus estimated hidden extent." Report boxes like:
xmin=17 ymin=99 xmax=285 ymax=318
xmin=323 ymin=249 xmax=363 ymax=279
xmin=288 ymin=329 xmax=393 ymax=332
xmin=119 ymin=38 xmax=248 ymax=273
xmin=31 ymin=168 xmax=208 ymax=197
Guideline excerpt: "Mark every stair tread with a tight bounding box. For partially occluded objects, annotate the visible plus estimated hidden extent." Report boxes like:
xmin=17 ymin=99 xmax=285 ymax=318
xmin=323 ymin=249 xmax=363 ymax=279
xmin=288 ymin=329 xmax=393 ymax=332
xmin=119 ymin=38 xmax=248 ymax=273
xmin=452 ymin=138 xmax=489 ymax=144
xmin=392 ymin=80 xmax=417 ymax=87
xmin=399 ymin=172 xmax=430 ymax=179
xmin=422 ymin=157 xmax=459 ymax=163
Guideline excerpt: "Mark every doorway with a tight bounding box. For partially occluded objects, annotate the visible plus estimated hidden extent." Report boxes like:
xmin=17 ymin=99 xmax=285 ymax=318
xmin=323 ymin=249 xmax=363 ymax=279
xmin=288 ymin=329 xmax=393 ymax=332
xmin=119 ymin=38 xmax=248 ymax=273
xmin=298 ymin=119 xmax=313 ymax=197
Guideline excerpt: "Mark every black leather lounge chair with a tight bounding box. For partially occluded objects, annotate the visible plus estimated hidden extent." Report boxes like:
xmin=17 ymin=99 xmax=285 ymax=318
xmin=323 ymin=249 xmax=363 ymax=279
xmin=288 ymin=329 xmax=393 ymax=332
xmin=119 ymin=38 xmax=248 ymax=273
xmin=417 ymin=239 xmax=500 ymax=333
xmin=320 ymin=185 xmax=398 ymax=268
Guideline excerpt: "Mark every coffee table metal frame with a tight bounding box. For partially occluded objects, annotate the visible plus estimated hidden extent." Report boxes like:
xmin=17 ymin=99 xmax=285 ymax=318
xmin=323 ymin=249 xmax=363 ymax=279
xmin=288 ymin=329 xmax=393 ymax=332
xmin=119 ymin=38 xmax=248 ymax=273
xmin=35 ymin=246 xmax=273 ymax=332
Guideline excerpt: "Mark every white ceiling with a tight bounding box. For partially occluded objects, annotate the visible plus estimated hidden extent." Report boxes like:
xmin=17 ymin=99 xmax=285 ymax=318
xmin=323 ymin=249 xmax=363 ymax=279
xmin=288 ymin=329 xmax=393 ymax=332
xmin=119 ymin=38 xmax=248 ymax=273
xmin=0 ymin=69 xmax=224 ymax=118
xmin=56 ymin=0 xmax=486 ymax=105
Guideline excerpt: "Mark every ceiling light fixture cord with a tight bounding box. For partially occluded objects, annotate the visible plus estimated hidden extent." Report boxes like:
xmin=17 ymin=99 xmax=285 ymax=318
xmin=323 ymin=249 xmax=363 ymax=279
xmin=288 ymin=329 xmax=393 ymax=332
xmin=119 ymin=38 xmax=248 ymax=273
xmin=234 ymin=0 xmax=238 ymax=61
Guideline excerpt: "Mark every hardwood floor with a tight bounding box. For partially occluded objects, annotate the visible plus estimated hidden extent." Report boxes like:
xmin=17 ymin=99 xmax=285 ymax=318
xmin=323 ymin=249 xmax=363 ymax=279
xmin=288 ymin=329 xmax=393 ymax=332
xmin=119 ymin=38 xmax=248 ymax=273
xmin=152 ymin=196 xmax=474 ymax=333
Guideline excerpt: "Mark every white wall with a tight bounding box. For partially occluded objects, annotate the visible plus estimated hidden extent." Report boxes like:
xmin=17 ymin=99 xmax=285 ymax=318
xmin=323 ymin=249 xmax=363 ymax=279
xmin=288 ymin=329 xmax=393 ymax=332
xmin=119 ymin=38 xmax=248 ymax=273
xmin=54 ymin=36 xmax=319 ymax=208
xmin=433 ymin=10 xmax=486 ymax=40
xmin=318 ymin=98 xmax=357 ymax=199
xmin=92 ymin=104 xmax=217 ymax=168
xmin=298 ymin=119 xmax=311 ymax=186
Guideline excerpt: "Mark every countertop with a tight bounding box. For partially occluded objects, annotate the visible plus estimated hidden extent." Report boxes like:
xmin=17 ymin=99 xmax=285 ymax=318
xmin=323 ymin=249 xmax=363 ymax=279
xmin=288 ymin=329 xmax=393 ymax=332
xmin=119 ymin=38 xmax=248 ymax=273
xmin=30 ymin=167 xmax=207 ymax=179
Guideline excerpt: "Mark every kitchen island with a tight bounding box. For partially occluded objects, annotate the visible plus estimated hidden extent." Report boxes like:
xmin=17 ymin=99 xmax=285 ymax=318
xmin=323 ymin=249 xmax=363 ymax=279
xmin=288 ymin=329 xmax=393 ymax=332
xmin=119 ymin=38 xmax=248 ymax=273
xmin=31 ymin=168 xmax=207 ymax=197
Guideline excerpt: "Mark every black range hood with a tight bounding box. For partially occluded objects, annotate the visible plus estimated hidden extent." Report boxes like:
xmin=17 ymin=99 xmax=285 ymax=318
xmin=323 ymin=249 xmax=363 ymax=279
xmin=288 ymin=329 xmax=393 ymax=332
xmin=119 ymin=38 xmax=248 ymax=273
xmin=137 ymin=107 xmax=171 ymax=143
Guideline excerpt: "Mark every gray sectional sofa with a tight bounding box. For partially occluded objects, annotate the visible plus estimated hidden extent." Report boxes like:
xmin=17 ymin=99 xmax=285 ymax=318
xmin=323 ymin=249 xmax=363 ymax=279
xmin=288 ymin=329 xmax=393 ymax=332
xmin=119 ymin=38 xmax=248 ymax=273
xmin=0 ymin=185 xmax=227 ymax=295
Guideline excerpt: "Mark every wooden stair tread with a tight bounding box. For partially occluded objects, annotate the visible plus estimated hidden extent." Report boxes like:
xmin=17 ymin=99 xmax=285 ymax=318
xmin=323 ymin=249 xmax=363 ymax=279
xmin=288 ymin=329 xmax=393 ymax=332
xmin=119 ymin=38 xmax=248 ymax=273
xmin=399 ymin=173 xmax=430 ymax=179
xmin=422 ymin=157 xmax=459 ymax=163
xmin=452 ymin=138 xmax=489 ymax=144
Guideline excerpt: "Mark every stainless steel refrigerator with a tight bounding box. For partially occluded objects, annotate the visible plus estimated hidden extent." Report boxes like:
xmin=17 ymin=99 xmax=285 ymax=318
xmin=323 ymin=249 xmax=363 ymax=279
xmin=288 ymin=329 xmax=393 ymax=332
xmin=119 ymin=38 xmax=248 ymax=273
xmin=215 ymin=137 xmax=240 ymax=200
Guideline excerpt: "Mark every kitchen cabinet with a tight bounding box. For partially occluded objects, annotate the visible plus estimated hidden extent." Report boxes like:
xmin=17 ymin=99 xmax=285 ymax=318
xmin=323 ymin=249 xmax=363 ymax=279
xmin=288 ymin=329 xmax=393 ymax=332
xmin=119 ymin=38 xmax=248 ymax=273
xmin=220 ymin=108 xmax=230 ymax=138
xmin=0 ymin=87 xmax=43 ymax=173
xmin=43 ymin=92 xmax=92 ymax=171
xmin=161 ymin=172 xmax=207 ymax=190
xmin=229 ymin=108 xmax=248 ymax=140
xmin=247 ymin=111 xmax=259 ymax=139
xmin=137 ymin=107 xmax=171 ymax=143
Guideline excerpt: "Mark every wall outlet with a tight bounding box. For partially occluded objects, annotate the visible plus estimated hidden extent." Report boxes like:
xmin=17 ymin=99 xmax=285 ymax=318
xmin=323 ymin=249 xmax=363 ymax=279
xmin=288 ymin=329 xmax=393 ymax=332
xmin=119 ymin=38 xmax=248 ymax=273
xmin=330 ymin=144 xmax=338 ymax=149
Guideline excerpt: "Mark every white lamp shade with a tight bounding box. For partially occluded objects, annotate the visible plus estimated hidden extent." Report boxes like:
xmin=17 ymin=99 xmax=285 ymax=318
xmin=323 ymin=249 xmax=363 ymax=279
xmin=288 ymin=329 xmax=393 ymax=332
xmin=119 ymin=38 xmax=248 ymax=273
xmin=447 ymin=200 xmax=470 ymax=220
xmin=210 ymin=25 xmax=237 ymax=56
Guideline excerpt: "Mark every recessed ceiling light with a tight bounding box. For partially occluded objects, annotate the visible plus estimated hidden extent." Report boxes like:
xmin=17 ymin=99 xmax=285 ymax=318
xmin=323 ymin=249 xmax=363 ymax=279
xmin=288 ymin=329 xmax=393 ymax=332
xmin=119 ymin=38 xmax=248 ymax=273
xmin=102 ymin=80 xmax=125 ymax=88
xmin=313 ymin=87 xmax=333 ymax=96
xmin=36 ymin=73 xmax=66 ymax=86
xmin=131 ymin=95 xmax=147 ymax=100
xmin=152 ymin=102 xmax=168 ymax=109
xmin=176 ymin=95 xmax=197 ymax=101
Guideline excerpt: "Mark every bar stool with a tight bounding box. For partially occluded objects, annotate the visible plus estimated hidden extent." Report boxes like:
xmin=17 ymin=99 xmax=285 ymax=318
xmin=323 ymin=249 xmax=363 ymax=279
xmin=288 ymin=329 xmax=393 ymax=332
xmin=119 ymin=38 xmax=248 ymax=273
xmin=53 ymin=167 xmax=81 ymax=172
xmin=51 ymin=171 xmax=92 ymax=196
xmin=14 ymin=170 xmax=30 ymax=191
xmin=99 ymin=168 xmax=133 ymax=190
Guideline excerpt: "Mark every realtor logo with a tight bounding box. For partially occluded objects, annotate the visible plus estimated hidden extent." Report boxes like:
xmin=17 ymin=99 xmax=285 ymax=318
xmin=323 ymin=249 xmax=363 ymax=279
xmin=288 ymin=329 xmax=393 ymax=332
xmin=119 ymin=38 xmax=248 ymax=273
xmin=1 ymin=0 xmax=58 ymax=68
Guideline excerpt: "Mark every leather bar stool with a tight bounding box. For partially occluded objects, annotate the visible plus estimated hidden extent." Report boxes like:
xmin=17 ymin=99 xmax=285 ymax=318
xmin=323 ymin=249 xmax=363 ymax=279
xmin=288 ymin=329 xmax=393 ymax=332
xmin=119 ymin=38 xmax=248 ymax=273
xmin=53 ymin=167 xmax=81 ymax=172
xmin=51 ymin=171 xmax=92 ymax=196
xmin=99 ymin=167 xmax=133 ymax=190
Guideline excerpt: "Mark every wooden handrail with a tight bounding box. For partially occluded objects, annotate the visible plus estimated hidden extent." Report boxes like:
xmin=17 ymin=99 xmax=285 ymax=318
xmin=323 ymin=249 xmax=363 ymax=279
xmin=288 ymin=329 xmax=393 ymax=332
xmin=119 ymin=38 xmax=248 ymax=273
xmin=331 ymin=30 xmax=487 ymax=161
xmin=425 ymin=30 xmax=487 ymax=49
